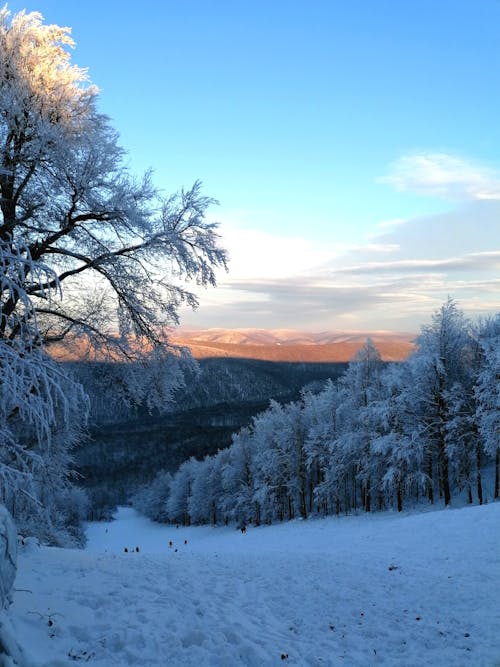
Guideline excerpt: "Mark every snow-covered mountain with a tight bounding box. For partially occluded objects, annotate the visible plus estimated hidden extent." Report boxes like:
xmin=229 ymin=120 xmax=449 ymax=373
xmin=171 ymin=328 xmax=415 ymax=362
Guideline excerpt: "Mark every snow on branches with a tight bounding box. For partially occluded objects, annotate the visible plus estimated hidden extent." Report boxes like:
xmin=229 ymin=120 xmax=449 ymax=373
xmin=0 ymin=7 xmax=226 ymax=542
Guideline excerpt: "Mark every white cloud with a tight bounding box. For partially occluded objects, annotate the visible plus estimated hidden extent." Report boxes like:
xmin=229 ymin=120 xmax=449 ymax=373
xmin=380 ymin=152 xmax=500 ymax=201
xmin=216 ymin=219 xmax=342 ymax=280
xmin=376 ymin=218 xmax=408 ymax=230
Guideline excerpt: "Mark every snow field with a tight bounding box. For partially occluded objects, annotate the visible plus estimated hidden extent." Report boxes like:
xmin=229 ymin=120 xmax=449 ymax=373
xmin=8 ymin=503 xmax=500 ymax=666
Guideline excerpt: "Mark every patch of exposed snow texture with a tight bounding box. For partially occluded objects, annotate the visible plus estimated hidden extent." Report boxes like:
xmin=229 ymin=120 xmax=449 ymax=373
xmin=7 ymin=503 xmax=500 ymax=666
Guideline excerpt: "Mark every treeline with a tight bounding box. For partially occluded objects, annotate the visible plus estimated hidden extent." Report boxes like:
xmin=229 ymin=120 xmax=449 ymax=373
xmin=133 ymin=300 xmax=499 ymax=525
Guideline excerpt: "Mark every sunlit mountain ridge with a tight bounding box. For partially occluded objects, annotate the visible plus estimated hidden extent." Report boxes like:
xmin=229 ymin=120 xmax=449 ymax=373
xmin=171 ymin=328 xmax=416 ymax=362
xmin=47 ymin=328 xmax=416 ymax=363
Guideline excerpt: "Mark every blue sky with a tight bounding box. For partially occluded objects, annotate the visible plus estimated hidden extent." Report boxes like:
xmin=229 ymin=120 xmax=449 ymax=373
xmin=8 ymin=0 xmax=500 ymax=331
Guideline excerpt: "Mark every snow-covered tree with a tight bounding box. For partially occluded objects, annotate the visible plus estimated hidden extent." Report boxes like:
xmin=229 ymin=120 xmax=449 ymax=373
xmin=369 ymin=362 xmax=427 ymax=511
xmin=131 ymin=470 xmax=173 ymax=523
xmin=335 ymin=339 xmax=385 ymax=512
xmin=476 ymin=315 xmax=500 ymax=499
xmin=188 ymin=451 xmax=226 ymax=525
xmin=0 ymin=8 xmax=226 ymax=540
xmin=400 ymin=299 xmax=472 ymax=505
xmin=0 ymin=505 xmax=16 ymax=609
xmin=0 ymin=239 xmax=87 ymax=542
xmin=303 ymin=381 xmax=341 ymax=515
xmin=220 ymin=428 xmax=255 ymax=525
xmin=165 ymin=459 xmax=196 ymax=525
xmin=0 ymin=7 xmax=226 ymax=366
xmin=0 ymin=504 xmax=21 ymax=663
xmin=247 ymin=403 xmax=287 ymax=523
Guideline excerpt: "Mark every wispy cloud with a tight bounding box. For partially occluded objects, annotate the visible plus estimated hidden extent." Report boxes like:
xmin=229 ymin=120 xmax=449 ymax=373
xmin=205 ymin=264 xmax=500 ymax=331
xmin=327 ymin=251 xmax=500 ymax=275
xmin=349 ymin=243 xmax=400 ymax=254
xmin=376 ymin=218 xmax=408 ymax=230
xmin=380 ymin=152 xmax=500 ymax=201
xmin=182 ymin=188 xmax=500 ymax=332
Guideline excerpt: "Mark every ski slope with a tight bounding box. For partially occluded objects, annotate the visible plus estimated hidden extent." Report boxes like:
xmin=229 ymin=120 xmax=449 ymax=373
xmin=7 ymin=503 xmax=500 ymax=666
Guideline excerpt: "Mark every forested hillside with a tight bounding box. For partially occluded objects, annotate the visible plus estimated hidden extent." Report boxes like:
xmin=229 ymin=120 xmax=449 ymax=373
xmin=73 ymin=357 xmax=347 ymax=517
xmin=133 ymin=300 xmax=500 ymax=526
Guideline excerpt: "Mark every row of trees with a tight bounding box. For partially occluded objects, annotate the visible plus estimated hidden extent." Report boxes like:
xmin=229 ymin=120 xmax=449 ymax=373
xmin=0 ymin=8 xmax=226 ymax=544
xmin=133 ymin=300 xmax=500 ymax=526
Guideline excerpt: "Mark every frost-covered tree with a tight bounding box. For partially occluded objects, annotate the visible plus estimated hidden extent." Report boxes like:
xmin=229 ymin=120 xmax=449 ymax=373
xmin=0 ymin=7 xmax=226 ymax=364
xmin=247 ymin=400 xmax=308 ymax=522
xmin=165 ymin=459 xmax=196 ymax=525
xmin=335 ymin=339 xmax=385 ymax=512
xmin=247 ymin=403 xmax=287 ymax=523
xmin=476 ymin=315 xmax=500 ymax=499
xmin=131 ymin=470 xmax=173 ymax=523
xmin=220 ymin=428 xmax=255 ymax=525
xmin=0 ymin=239 xmax=87 ymax=542
xmin=303 ymin=381 xmax=341 ymax=515
xmin=188 ymin=452 xmax=226 ymax=525
xmin=0 ymin=504 xmax=23 ymax=664
xmin=0 ymin=8 xmax=226 ymax=540
xmin=401 ymin=299 xmax=472 ymax=505
xmin=369 ymin=362 xmax=428 ymax=512
xmin=444 ymin=331 xmax=484 ymax=505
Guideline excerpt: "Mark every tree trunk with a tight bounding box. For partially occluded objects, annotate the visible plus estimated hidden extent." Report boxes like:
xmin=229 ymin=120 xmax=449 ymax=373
xmin=308 ymin=474 xmax=314 ymax=514
xmin=300 ymin=487 xmax=307 ymax=520
xmin=476 ymin=443 xmax=483 ymax=505
xmin=378 ymin=491 xmax=384 ymax=511
xmin=495 ymin=449 xmax=499 ymax=500
xmin=427 ymin=454 xmax=434 ymax=504
xmin=255 ymin=502 xmax=261 ymax=527
xmin=441 ymin=453 xmax=451 ymax=506
xmin=436 ymin=378 xmax=451 ymax=505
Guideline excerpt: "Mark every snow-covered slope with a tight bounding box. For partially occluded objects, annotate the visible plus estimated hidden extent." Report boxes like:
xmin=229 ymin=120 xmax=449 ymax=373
xmin=7 ymin=504 xmax=500 ymax=666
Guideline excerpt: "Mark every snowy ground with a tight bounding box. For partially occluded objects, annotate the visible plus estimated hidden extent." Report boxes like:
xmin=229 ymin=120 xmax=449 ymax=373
xmin=7 ymin=503 xmax=500 ymax=666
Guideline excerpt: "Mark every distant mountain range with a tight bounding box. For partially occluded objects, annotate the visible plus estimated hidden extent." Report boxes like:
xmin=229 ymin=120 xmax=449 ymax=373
xmin=170 ymin=328 xmax=416 ymax=362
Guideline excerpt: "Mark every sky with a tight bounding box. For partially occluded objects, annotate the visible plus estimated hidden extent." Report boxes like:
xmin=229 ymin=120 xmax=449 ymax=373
xmin=7 ymin=0 xmax=500 ymax=332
